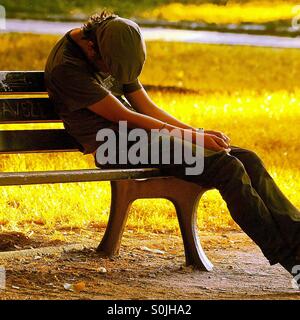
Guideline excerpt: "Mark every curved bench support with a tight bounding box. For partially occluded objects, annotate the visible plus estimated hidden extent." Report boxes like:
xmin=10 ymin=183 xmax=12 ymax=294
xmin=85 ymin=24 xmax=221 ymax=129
xmin=97 ymin=178 xmax=213 ymax=271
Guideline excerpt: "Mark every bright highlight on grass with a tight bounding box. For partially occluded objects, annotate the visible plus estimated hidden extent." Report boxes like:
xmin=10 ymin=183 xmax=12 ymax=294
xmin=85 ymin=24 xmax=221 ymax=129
xmin=141 ymin=1 xmax=300 ymax=24
xmin=0 ymin=34 xmax=299 ymax=238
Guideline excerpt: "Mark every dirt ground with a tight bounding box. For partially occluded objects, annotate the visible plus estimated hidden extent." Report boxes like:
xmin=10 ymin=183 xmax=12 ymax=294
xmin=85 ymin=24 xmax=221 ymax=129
xmin=0 ymin=229 xmax=298 ymax=300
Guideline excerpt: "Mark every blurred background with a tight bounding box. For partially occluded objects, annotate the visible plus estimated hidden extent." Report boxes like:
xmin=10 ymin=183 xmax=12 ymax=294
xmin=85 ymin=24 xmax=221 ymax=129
xmin=1 ymin=0 xmax=300 ymax=36
xmin=0 ymin=1 xmax=299 ymax=241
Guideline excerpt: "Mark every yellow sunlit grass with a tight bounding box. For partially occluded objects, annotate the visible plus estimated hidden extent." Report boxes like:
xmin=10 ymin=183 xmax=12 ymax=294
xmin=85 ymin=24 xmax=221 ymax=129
xmin=141 ymin=1 xmax=300 ymax=24
xmin=0 ymin=33 xmax=299 ymax=237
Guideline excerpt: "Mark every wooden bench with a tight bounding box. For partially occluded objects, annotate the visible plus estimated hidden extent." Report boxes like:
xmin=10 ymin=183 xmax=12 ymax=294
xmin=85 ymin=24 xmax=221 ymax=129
xmin=0 ymin=71 xmax=213 ymax=271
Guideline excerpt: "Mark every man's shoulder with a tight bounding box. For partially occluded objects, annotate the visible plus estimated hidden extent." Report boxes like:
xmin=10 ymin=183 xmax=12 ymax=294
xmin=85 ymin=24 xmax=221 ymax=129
xmin=45 ymin=33 xmax=87 ymax=77
xmin=46 ymin=60 xmax=89 ymax=86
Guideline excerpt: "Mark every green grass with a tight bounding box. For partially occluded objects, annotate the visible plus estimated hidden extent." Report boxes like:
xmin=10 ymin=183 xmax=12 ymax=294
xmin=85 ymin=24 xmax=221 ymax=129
xmin=0 ymin=0 xmax=211 ymax=19
xmin=0 ymin=33 xmax=299 ymax=236
xmin=1 ymin=0 xmax=299 ymax=24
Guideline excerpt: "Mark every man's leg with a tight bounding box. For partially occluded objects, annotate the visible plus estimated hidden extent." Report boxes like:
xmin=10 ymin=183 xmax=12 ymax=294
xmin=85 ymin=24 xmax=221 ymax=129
xmin=160 ymin=141 xmax=292 ymax=266
xmin=228 ymin=146 xmax=300 ymax=251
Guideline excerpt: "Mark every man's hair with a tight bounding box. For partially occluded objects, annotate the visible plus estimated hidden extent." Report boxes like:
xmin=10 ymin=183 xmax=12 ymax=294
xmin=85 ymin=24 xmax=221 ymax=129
xmin=81 ymin=11 xmax=117 ymax=44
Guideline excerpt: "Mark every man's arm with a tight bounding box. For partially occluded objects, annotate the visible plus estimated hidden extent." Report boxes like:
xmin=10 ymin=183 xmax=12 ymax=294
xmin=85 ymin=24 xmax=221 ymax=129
xmin=125 ymin=88 xmax=230 ymax=144
xmin=125 ymin=88 xmax=194 ymax=130
xmin=88 ymin=93 xmax=230 ymax=152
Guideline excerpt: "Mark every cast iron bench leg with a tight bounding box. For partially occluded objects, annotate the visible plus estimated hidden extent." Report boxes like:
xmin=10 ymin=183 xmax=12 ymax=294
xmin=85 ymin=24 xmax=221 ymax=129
xmin=97 ymin=178 xmax=213 ymax=271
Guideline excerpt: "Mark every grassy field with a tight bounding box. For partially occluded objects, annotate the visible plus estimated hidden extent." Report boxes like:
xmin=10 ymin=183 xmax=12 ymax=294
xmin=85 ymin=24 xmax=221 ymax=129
xmin=141 ymin=1 xmax=300 ymax=24
xmin=0 ymin=33 xmax=300 ymax=239
xmin=1 ymin=0 xmax=299 ymax=24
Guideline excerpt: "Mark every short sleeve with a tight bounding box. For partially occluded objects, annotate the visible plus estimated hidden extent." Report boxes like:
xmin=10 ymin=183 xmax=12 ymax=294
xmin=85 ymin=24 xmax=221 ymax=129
xmin=50 ymin=64 xmax=109 ymax=112
xmin=123 ymin=79 xmax=142 ymax=94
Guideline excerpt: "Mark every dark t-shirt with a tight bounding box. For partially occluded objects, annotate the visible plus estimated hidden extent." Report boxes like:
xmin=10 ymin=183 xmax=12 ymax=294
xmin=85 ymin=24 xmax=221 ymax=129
xmin=44 ymin=30 xmax=142 ymax=154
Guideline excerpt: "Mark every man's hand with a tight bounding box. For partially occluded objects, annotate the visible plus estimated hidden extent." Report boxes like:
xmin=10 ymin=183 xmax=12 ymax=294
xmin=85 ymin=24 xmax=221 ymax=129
xmin=198 ymin=132 xmax=231 ymax=152
xmin=204 ymin=130 xmax=231 ymax=145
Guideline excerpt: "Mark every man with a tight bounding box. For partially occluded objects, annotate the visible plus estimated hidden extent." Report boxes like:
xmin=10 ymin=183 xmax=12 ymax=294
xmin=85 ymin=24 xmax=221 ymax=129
xmin=45 ymin=11 xmax=300 ymax=280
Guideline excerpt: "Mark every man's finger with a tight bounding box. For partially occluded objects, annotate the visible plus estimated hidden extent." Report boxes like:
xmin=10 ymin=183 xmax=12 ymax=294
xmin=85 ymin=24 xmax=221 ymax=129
xmin=210 ymin=139 xmax=228 ymax=152
xmin=217 ymin=132 xmax=230 ymax=143
xmin=210 ymin=132 xmax=230 ymax=145
xmin=213 ymin=136 xmax=229 ymax=148
xmin=223 ymin=134 xmax=231 ymax=143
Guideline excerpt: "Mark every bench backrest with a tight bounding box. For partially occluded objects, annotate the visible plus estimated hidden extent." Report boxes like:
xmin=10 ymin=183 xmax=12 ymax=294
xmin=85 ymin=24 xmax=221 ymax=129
xmin=0 ymin=71 xmax=80 ymax=153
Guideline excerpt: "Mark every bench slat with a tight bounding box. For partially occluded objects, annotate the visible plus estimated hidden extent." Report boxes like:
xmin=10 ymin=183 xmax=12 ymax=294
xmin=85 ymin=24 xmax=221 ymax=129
xmin=0 ymin=71 xmax=176 ymax=94
xmin=0 ymin=130 xmax=80 ymax=153
xmin=0 ymin=71 xmax=45 ymax=93
xmin=0 ymin=98 xmax=60 ymax=123
xmin=0 ymin=168 xmax=164 ymax=186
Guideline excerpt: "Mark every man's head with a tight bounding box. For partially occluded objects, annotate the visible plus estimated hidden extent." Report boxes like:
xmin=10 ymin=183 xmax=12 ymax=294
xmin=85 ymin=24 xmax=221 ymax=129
xmin=82 ymin=12 xmax=146 ymax=84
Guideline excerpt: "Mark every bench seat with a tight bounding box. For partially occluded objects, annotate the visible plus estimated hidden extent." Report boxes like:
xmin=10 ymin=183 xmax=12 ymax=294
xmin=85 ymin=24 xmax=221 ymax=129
xmin=0 ymin=168 xmax=163 ymax=186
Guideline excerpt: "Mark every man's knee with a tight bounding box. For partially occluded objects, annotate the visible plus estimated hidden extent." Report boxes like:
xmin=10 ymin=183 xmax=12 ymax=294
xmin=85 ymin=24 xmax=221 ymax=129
xmin=204 ymin=151 xmax=247 ymax=184
xmin=234 ymin=148 xmax=265 ymax=169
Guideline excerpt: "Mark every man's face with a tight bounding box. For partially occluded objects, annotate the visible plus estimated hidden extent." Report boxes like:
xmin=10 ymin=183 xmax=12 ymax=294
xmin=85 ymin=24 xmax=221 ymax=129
xmin=87 ymin=41 xmax=110 ymax=73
